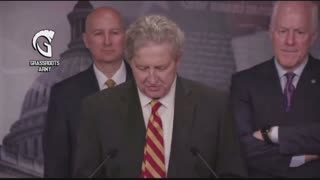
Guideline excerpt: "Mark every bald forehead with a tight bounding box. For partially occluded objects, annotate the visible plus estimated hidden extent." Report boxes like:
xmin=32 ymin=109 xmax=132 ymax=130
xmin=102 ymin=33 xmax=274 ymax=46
xmin=273 ymin=1 xmax=317 ymax=17
xmin=85 ymin=6 xmax=124 ymax=32
xmin=270 ymin=1 xmax=318 ymax=30
xmin=276 ymin=1 xmax=315 ymax=10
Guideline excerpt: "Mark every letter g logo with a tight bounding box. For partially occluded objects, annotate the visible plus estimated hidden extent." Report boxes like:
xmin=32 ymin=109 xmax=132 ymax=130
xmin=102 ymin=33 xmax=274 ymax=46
xmin=32 ymin=30 xmax=55 ymax=58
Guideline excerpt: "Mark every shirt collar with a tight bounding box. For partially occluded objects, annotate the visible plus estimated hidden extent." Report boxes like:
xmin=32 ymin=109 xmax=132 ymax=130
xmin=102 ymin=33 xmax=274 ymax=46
xmin=138 ymin=76 xmax=177 ymax=109
xmin=93 ymin=60 xmax=127 ymax=89
xmin=274 ymin=57 xmax=308 ymax=78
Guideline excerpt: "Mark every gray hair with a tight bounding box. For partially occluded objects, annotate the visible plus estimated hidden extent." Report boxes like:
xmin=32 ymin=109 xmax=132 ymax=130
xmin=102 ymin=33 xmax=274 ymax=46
xmin=125 ymin=14 xmax=185 ymax=61
xmin=270 ymin=1 xmax=319 ymax=32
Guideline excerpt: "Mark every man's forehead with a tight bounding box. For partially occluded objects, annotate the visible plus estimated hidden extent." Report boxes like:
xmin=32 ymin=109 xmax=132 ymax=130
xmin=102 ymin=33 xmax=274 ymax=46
xmin=85 ymin=7 xmax=123 ymax=31
xmin=87 ymin=7 xmax=122 ymax=20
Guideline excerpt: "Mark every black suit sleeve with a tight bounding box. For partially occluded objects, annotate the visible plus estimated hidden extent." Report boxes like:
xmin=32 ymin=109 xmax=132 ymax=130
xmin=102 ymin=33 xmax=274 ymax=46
xmin=230 ymin=74 xmax=292 ymax=177
xmin=279 ymin=123 xmax=320 ymax=155
xmin=72 ymin=97 xmax=103 ymax=178
xmin=216 ymin=96 xmax=248 ymax=178
xmin=42 ymin=86 xmax=71 ymax=177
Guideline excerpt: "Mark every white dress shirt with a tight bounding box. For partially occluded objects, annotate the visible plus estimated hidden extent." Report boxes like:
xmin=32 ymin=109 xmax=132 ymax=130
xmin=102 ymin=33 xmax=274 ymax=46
xmin=137 ymin=76 xmax=177 ymax=172
xmin=93 ymin=60 xmax=127 ymax=90
xmin=272 ymin=57 xmax=308 ymax=167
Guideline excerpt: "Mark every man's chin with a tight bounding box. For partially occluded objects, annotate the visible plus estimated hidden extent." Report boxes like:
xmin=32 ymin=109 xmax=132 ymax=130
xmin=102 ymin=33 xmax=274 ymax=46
xmin=278 ymin=60 xmax=300 ymax=70
xmin=145 ymin=91 xmax=163 ymax=99
xmin=97 ymin=56 xmax=122 ymax=64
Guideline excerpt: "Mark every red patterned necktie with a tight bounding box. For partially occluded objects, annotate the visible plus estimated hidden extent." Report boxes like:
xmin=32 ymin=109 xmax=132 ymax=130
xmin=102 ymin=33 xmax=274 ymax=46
xmin=141 ymin=100 xmax=166 ymax=178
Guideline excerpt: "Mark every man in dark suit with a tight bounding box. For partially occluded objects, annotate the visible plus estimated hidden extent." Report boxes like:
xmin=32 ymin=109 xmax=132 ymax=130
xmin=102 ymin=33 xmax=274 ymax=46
xmin=72 ymin=14 xmax=247 ymax=178
xmin=231 ymin=1 xmax=320 ymax=178
xmin=42 ymin=6 xmax=132 ymax=177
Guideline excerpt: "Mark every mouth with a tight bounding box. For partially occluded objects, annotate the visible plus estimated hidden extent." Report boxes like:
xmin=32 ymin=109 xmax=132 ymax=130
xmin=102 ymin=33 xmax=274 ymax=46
xmin=102 ymin=49 xmax=115 ymax=54
xmin=281 ymin=49 xmax=298 ymax=53
xmin=147 ymin=86 xmax=160 ymax=92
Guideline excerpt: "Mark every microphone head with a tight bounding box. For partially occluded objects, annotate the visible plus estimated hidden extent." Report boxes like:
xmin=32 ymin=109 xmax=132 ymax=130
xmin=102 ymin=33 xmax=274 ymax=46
xmin=190 ymin=147 xmax=198 ymax=156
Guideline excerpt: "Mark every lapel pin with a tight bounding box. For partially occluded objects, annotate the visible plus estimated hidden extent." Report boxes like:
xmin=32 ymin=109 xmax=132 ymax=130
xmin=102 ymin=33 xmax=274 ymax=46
xmin=311 ymin=79 xmax=316 ymax=84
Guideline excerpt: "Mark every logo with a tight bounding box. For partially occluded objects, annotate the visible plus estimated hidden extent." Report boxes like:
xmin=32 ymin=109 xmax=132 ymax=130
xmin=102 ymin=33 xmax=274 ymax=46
xmin=32 ymin=29 xmax=55 ymax=58
xmin=30 ymin=29 xmax=59 ymax=72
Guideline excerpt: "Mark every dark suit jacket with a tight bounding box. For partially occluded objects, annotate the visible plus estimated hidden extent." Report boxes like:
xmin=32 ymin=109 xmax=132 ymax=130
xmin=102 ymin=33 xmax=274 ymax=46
xmin=72 ymin=76 xmax=248 ymax=178
xmin=42 ymin=62 xmax=133 ymax=178
xmin=230 ymin=56 xmax=320 ymax=178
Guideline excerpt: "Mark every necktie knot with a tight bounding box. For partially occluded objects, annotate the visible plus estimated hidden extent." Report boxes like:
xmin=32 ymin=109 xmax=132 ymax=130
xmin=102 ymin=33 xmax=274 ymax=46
xmin=285 ymin=72 xmax=296 ymax=83
xmin=105 ymin=79 xmax=116 ymax=88
xmin=150 ymin=100 xmax=161 ymax=113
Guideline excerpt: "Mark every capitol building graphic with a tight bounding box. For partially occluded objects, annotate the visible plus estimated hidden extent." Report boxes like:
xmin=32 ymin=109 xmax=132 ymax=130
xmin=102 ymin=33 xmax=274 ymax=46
xmin=0 ymin=1 xmax=93 ymax=177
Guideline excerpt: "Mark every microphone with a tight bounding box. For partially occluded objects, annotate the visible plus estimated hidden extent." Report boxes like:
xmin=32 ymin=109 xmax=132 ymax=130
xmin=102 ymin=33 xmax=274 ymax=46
xmin=190 ymin=147 xmax=219 ymax=178
xmin=88 ymin=149 xmax=118 ymax=178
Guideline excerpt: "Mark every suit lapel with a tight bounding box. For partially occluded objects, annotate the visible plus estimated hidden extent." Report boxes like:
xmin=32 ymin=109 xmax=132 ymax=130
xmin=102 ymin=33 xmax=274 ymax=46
xmin=290 ymin=56 xmax=320 ymax=121
xmin=167 ymin=77 xmax=196 ymax=177
xmin=118 ymin=81 xmax=146 ymax=177
xmin=124 ymin=60 xmax=133 ymax=81
xmin=258 ymin=59 xmax=287 ymax=126
xmin=81 ymin=65 xmax=100 ymax=93
xmin=265 ymin=60 xmax=284 ymax=109
xmin=295 ymin=56 xmax=320 ymax=94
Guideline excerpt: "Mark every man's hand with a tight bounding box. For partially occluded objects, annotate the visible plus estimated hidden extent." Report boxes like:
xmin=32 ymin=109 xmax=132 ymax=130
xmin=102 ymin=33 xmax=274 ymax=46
xmin=253 ymin=130 xmax=263 ymax=141
xmin=305 ymin=154 xmax=319 ymax=163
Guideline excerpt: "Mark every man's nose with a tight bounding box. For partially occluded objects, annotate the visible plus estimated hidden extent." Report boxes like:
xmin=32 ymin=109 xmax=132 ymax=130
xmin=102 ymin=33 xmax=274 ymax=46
xmin=285 ymin=31 xmax=296 ymax=46
xmin=148 ymin=69 xmax=158 ymax=84
xmin=103 ymin=33 xmax=112 ymax=46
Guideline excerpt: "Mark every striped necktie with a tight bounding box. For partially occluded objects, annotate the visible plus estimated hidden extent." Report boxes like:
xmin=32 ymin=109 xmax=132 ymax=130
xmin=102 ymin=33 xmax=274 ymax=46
xmin=284 ymin=72 xmax=296 ymax=112
xmin=141 ymin=100 xmax=166 ymax=178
